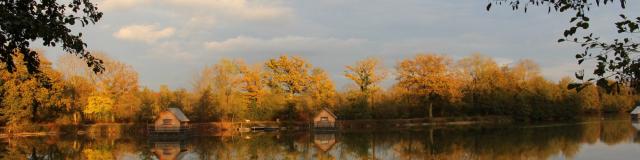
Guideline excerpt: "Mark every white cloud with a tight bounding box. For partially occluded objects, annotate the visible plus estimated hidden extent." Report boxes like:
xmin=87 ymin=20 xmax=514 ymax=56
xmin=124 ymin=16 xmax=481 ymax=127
xmin=113 ymin=25 xmax=176 ymax=43
xmin=148 ymin=42 xmax=195 ymax=61
xmin=163 ymin=0 xmax=292 ymax=21
xmin=203 ymin=36 xmax=365 ymax=53
xmin=186 ymin=16 xmax=216 ymax=28
xmin=99 ymin=0 xmax=149 ymax=11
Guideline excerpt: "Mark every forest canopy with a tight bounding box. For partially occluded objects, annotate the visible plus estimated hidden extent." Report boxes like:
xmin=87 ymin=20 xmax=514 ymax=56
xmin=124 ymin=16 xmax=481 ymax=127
xmin=1 ymin=51 xmax=637 ymax=132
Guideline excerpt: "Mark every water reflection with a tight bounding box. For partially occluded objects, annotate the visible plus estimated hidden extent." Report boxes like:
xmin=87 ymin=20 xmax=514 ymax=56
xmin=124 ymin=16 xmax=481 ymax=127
xmin=2 ymin=119 xmax=640 ymax=160
xmin=150 ymin=139 xmax=189 ymax=160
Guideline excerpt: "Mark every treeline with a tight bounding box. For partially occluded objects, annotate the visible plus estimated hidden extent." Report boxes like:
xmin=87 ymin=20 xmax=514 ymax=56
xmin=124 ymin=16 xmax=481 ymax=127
xmin=1 ymin=52 xmax=638 ymax=131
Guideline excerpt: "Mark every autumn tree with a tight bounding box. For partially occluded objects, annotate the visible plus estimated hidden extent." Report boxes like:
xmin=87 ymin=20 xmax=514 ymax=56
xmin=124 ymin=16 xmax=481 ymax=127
xmin=309 ymin=68 xmax=337 ymax=108
xmin=0 ymin=53 xmax=65 ymax=132
xmin=84 ymin=94 xmax=114 ymax=122
xmin=136 ymin=87 xmax=158 ymax=122
xmin=57 ymin=53 xmax=139 ymax=122
xmin=344 ymin=57 xmax=387 ymax=110
xmin=193 ymin=59 xmax=244 ymax=121
xmin=265 ymin=56 xmax=312 ymax=98
xmin=397 ymin=54 xmax=463 ymax=118
xmin=57 ymin=54 xmax=98 ymax=123
xmin=264 ymin=55 xmax=313 ymax=120
xmin=457 ymin=54 xmax=502 ymax=114
xmin=239 ymin=63 xmax=266 ymax=119
xmin=81 ymin=54 xmax=140 ymax=122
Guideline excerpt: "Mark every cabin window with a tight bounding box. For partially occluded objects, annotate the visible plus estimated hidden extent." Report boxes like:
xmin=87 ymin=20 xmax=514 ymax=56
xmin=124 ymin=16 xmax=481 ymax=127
xmin=162 ymin=119 xmax=171 ymax=125
xmin=321 ymin=117 xmax=328 ymax=121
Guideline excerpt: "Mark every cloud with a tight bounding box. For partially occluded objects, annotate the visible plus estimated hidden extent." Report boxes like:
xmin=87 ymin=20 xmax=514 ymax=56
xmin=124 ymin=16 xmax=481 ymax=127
xmin=99 ymin=0 xmax=149 ymax=11
xmin=541 ymin=61 xmax=581 ymax=82
xmin=147 ymin=42 xmax=195 ymax=60
xmin=113 ymin=25 xmax=176 ymax=43
xmin=203 ymin=36 xmax=365 ymax=53
xmin=163 ymin=0 xmax=292 ymax=21
xmin=186 ymin=16 xmax=217 ymax=29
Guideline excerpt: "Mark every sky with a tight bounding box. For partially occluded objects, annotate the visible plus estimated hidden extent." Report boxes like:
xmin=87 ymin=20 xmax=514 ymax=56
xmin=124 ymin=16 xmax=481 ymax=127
xmin=38 ymin=0 xmax=640 ymax=90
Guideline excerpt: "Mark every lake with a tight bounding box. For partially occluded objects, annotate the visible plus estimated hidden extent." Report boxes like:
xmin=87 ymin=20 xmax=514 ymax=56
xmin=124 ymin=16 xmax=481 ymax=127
xmin=2 ymin=118 xmax=640 ymax=160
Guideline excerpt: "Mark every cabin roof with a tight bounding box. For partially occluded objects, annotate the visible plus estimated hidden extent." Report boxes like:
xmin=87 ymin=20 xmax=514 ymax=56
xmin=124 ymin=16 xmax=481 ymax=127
xmin=316 ymin=107 xmax=337 ymax=119
xmin=167 ymin=108 xmax=190 ymax=122
xmin=632 ymin=106 xmax=640 ymax=114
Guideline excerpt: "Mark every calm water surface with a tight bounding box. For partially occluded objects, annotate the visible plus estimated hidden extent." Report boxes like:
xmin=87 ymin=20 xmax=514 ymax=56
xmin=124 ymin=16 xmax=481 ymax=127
xmin=2 ymin=119 xmax=640 ymax=160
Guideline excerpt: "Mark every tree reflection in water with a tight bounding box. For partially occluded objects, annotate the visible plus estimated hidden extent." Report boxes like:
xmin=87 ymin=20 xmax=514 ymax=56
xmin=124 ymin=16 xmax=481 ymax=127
xmin=2 ymin=119 xmax=640 ymax=160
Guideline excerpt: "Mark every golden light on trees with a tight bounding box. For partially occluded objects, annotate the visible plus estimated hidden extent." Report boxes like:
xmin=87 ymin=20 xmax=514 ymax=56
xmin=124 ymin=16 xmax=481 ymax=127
xmin=309 ymin=68 xmax=337 ymax=107
xmin=397 ymin=54 xmax=463 ymax=118
xmin=84 ymin=95 xmax=114 ymax=122
xmin=239 ymin=63 xmax=265 ymax=106
xmin=344 ymin=57 xmax=387 ymax=94
xmin=265 ymin=55 xmax=312 ymax=98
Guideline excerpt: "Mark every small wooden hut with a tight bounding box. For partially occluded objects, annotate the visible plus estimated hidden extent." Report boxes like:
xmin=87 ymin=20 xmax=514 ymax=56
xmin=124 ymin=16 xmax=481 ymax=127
xmin=632 ymin=106 xmax=640 ymax=120
xmin=149 ymin=108 xmax=191 ymax=134
xmin=313 ymin=108 xmax=337 ymax=129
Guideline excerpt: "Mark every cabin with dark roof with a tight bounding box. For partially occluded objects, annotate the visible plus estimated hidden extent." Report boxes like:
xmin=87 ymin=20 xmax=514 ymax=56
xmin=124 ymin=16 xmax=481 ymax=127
xmin=149 ymin=108 xmax=191 ymax=135
xmin=313 ymin=108 xmax=337 ymax=130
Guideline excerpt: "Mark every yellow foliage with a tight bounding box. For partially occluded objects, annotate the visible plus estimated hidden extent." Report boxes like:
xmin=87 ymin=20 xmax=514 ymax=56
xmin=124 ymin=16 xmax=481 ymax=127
xmin=309 ymin=68 xmax=337 ymax=107
xmin=239 ymin=63 xmax=265 ymax=104
xmin=265 ymin=55 xmax=312 ymax=98
xmin=397 ymin=54 xmax=463 ymax=102
xmin=344 ymin=57 xmax=387 ymax=94
xmin=84 ymin=95 xmax=114 ymax=115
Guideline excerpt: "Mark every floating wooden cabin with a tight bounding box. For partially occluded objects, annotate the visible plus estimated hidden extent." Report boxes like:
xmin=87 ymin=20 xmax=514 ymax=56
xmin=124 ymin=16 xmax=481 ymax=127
xmin=632 ymin=106 xmax=640 ymax=120
xmin=313 ymin=108 xmax=337 ymax=130
xmin=149 ymin=108 xmax=191 ymax=135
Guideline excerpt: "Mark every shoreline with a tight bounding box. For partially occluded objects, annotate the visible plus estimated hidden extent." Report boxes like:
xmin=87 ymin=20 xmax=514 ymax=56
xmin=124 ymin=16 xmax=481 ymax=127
xmin=0 ymin=116 xmax=512 ymax=138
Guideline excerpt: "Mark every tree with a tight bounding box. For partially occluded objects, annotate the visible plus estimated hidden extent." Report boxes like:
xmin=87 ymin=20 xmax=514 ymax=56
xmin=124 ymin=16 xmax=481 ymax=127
xmin=486 ymin=0 xmax=639 ymax=92
xmin=193 ymin=59 xmax=244 ymax=121
xmin=84 ymin=94 xmax=114 ymax=122
xmin=136 ymin=87 xmax=158 ymax=122
xmin=0 ymin=0 xmax=104 ymax=73
xmin=457 ymin=54 xmax=502 ymax=114
xmin=90 ymin=54 xmax=139 ymax=122
xmin=397 ymin=54 xmax=463 ymax=118
xmin=0 ymin=53 xmax=65 ymax=132
xmin=344 ymin=57 xmax=387 ymax=110
xmin=57 ymin=53 xmax=139 ymax=122
xmin=239 ymin=63 xmax=265 ymax=119
xmin=345 ymin=57 xmax=387 ymax=95
xmin=265 ymin=55 xmax=312 ymax=98
xmin=57 ymin=54 xmax=98 ymax=123
xmin=264 ymin=55 xmax=313 ymax=120
xmin=309 ymin=68 xmax=337 ymax=108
